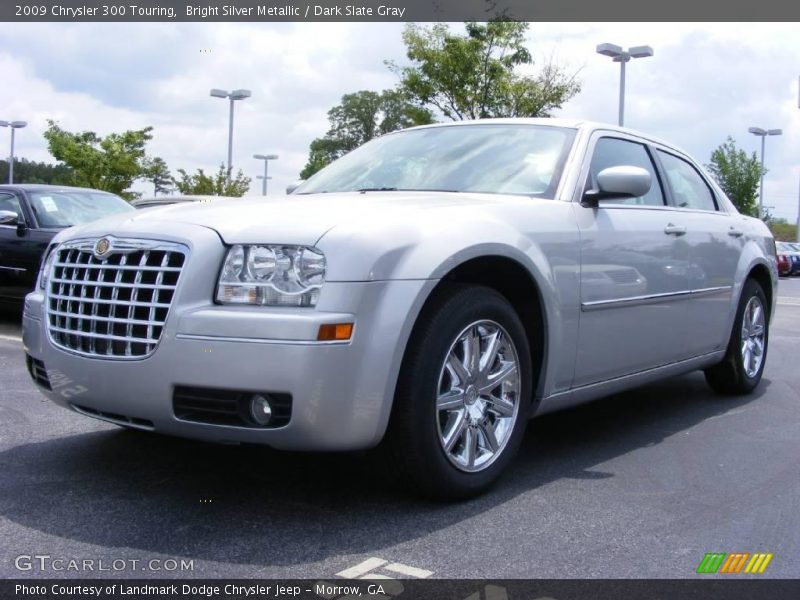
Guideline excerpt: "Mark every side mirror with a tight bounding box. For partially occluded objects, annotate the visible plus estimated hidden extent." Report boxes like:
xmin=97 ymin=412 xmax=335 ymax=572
xmin=582 ymin=166 xmax=652 ymax=207
xmin=0 ymin=210 xmax=20 ymax=226
xmin=285 ymin=180 xmax=304 ymax=195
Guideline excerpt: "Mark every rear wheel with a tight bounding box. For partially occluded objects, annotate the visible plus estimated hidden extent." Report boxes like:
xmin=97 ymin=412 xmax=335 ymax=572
xmin=704 ymin=278 xmax=769 ymax=395
xmin=384 ymin=284 xmax=532 ymax=500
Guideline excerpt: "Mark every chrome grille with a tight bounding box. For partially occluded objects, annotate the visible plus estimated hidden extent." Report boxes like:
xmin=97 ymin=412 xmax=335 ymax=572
xmin=46 ymin=238 xmax=187 ymax=359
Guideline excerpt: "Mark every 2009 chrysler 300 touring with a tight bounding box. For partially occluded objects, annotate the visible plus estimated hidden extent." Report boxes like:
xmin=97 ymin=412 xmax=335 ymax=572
xmin=23 ymin=119 xmax=777 ymax=498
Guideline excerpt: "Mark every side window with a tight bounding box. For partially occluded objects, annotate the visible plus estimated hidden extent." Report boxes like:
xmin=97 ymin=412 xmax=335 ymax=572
xmin=0 ymin=193 xmax=23 ymax=219
xmin=587 ymin=137 xmax=665 ymax=206
xmin=657 ymin=151 xmax=718 ymax=211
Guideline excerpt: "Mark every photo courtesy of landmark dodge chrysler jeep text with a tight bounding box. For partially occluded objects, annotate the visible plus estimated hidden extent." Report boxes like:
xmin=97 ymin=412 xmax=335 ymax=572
xmin=22 ymin=119 xmax=777 ymax=499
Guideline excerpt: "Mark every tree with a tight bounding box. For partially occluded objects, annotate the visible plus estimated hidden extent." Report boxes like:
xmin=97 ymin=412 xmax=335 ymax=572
xmin=300 ymin=89 xmax=433 ymax=179
xmin=142 ymin=156 xmax=174 ymax=196
xmin=174 ymin=164 xmax=251 ymax=197
xmin=0 ymin=158 xmax=73 ymax=185
xmin=706 ymin=137 xmax=764 ymax=218
xmin=42 ymin=120 xmax=153 ymax=199
xmin=391 ymin=22 xmax=581 ymax=121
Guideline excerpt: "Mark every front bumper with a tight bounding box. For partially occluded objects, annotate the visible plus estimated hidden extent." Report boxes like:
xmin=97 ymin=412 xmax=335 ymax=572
xmin=22 ymin=226 xmax=435 ymax=451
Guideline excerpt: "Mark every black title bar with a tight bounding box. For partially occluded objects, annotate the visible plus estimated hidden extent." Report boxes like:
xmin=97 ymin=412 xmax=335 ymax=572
xmin=4 ymin=0 xmax=800 ymax=22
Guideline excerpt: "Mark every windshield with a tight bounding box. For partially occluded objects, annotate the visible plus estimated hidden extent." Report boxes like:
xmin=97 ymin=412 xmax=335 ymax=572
xmin=28 ymin=190 xmax=134 ymax=228
xmin=296 ymin=124 xmax=576 ymax=197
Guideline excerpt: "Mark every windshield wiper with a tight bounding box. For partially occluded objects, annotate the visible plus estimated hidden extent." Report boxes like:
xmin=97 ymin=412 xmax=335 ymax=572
xmin=356 ymin=187 xmax=398 ymax=192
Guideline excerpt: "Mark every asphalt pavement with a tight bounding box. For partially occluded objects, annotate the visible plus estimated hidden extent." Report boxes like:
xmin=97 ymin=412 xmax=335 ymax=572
xmin=1 ymin=278 xmax=799 ymax=580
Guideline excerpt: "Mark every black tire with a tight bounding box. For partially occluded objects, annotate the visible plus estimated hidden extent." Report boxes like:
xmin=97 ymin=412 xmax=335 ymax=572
xmin=383 ymin=284 xmax=533 ymax=500
xmin=704 ymin=278 xmax=769 ymax=395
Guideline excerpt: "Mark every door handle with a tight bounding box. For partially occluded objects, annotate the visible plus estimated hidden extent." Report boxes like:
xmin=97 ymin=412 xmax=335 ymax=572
xmin=728 ymin=228 xmax=744 ymax=238
xmin=664 ymin=223 xmax=686 ymax=236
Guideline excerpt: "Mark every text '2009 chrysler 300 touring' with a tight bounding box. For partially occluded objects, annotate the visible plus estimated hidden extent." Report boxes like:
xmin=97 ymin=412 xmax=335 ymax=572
xmin=22 ymin=119 xmax=777 ymax=499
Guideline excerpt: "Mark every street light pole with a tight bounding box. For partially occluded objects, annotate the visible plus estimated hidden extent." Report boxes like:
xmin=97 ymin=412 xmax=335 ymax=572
xmin=0 ymin=120 xmax=28 ymax=184
xmin=253 ymin=154 xmax=278 ymax=196
xmin=748 ymin=127 xmax=782 ymax=220
xmin=210 ymin=88 xmax=252 ymax=186
xmin=596 ymin=43 xmax=654 ymax=127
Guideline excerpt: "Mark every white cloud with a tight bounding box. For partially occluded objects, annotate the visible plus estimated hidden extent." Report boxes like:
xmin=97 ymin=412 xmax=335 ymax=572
xmin=0 ymin=22 xmax=797 ymax=219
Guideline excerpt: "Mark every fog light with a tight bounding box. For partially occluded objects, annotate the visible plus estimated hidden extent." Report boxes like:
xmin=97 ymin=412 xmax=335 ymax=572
xmin=249 ymin=394 xmax=272 ymax=426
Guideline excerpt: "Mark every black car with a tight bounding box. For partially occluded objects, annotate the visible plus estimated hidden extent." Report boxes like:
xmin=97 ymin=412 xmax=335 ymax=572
xmin=0 ymin=184 xmax=134 ymax=307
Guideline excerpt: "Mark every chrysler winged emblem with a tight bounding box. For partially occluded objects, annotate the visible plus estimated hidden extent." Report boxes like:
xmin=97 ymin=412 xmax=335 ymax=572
xmin=94 ymin=237 xmax=112 ymax=258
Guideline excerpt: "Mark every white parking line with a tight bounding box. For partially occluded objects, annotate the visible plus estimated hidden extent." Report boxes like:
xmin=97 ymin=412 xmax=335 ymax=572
xmin=777 ymin=296 xmax=800 ymax=306
xmin=335 ymin=557 xmax=388 ymax=579
xmin=383 ymin=562 xmax=433 ymax=578
xmin=0 ymin=334 xmax=22 ymax=342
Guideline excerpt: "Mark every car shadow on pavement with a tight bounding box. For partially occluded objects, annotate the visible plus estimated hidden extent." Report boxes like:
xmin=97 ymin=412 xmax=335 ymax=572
xmin=0 ymin=371 xmax=769 ymax=572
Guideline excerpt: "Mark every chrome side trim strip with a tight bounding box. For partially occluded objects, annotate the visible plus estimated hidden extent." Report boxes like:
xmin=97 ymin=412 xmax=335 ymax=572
xmin=581 ymin=285 xmax=732 ymax=312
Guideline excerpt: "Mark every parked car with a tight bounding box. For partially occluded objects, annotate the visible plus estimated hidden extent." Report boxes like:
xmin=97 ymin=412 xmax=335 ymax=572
xmin=776 ymin=241 xmax=800 ymax=276
xmin=130 ymin=195 xmax=232 ymax=209
xmin=0 ymin=184 xmax=134 ymax=307
xmin=776 ymin=251 xmax=791 ymax=277
xmin=22 ymin=120 xmax=777 ymax=499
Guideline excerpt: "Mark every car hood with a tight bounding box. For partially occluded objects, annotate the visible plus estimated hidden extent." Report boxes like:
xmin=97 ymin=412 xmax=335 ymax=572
xmin=64 ymin=192 xmax=517 ymax=245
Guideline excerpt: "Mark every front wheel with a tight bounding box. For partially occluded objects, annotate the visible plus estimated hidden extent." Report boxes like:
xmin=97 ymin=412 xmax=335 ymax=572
xmin=384 ymin=284 xmax=532 ymax=500
xmin=704 ymin=279 xmax=769 ymax=395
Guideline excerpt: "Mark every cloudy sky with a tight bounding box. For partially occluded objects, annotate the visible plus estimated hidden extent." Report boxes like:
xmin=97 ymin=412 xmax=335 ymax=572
xmin=1 ymin=22 xmax=798 ymax=219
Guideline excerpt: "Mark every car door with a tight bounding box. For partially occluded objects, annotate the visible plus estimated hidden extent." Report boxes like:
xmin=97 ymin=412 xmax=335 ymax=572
xmin=571 ymin=133 xmax=691 ymax=387
xmin=0 ymin=191 xmax=51 ymax=302
xmin=654 ymin=148 xmax=742 ymax=356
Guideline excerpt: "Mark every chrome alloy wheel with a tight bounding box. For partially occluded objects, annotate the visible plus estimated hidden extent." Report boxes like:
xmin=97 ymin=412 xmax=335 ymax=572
xmin=436 ymin=320 xmax=521 ymax=473
xmin=741 ymin=296 xmax=766 ymax=378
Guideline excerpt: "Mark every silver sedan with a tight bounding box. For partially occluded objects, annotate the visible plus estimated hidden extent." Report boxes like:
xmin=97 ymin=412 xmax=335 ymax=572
xmin=22 ymin=119 xmax=777 ymax=499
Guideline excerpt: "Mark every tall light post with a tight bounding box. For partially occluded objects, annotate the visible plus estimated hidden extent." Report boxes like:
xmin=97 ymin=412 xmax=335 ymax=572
xmin=210 ymin=88 xmax=251 ymax=185
xmin=0 ymin=120 xmax=28 ymax=184
xmin=596 ymin=43 xmax=654 ymax=127
xmin=748 ymin=127 xmax=782 ymax=220
xmin=254 ymin=154 xmax=278 ymax=196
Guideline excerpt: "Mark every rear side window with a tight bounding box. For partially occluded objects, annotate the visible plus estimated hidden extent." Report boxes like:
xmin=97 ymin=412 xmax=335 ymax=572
xmin=657 ymin=151 xmax=718 ymax=212
xmin=588 ymin=137 xmax=665 ymax=206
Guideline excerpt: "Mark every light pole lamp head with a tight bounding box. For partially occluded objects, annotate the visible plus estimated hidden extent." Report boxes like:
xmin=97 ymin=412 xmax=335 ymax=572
xmin=254 ymin=154 xmax=279 ymax=161
xmin=10 ymin=121 xmax=27 ymax=129
xmin=767 ymin=129 xmax=782 ymax=136
xmin=0 ymin=120 xmax=8 ymax=128
xmin=596 ymin=43 xmax=624 ymax=58
xmin=209 ymin=88 xmax=229 ymax=98
xmin=628 ymin=46 xmax=654 ymax=59
xmin=229 ymin=89 xmax=251 ymax=101
xmin=748 ymin=127 xmax=767 ymax=136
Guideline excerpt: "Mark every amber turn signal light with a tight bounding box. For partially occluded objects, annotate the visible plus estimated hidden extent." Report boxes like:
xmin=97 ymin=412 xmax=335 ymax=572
xmin=317 ymin=323 xmax=353 ymax=341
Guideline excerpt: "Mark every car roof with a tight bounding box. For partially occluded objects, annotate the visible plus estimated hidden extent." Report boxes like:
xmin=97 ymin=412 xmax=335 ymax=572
xmin=0 ymin=183 xmax=118 ymax=194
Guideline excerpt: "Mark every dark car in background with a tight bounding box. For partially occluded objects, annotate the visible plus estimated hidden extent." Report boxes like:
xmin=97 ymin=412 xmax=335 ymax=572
xmin=776 ymin=241 xmax=800 ymax=276
xmin=0 ymin=184 xmax=134 ymax=307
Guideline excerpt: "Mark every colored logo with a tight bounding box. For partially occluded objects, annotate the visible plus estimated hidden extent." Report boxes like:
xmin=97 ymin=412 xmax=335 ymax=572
xmin=94 ymin=237 xmax=111 ymax=258
xmin=696 ymin=552 xmax=773 ymax=574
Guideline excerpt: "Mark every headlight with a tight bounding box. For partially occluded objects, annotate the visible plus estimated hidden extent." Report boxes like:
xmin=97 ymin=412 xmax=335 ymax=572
xmin=216 ymin=245 xmax=326 ymax=307
xmin=37 ymin=244 xmax=58 ymax=290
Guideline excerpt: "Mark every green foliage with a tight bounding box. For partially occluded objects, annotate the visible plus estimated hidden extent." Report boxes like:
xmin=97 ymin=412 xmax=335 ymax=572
xmin=0 ymin=158 xmax=73 ymax=185
xmin=392 ymin=22 xmax=581 ymax=120
xmin=142 ymin=156 xmax=174 ymax=196
xmin=42 ymin=120 xmax=153 ymax=200
xmin=706 ymin=136 xmax=764 ymax=218
xmin=768 ymin=218 xmax=798 ymax=242
xmin=174 ymin=164 xmax=251 ymax=197
xmin=300 ymin=89 xmax=433 ymax=179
